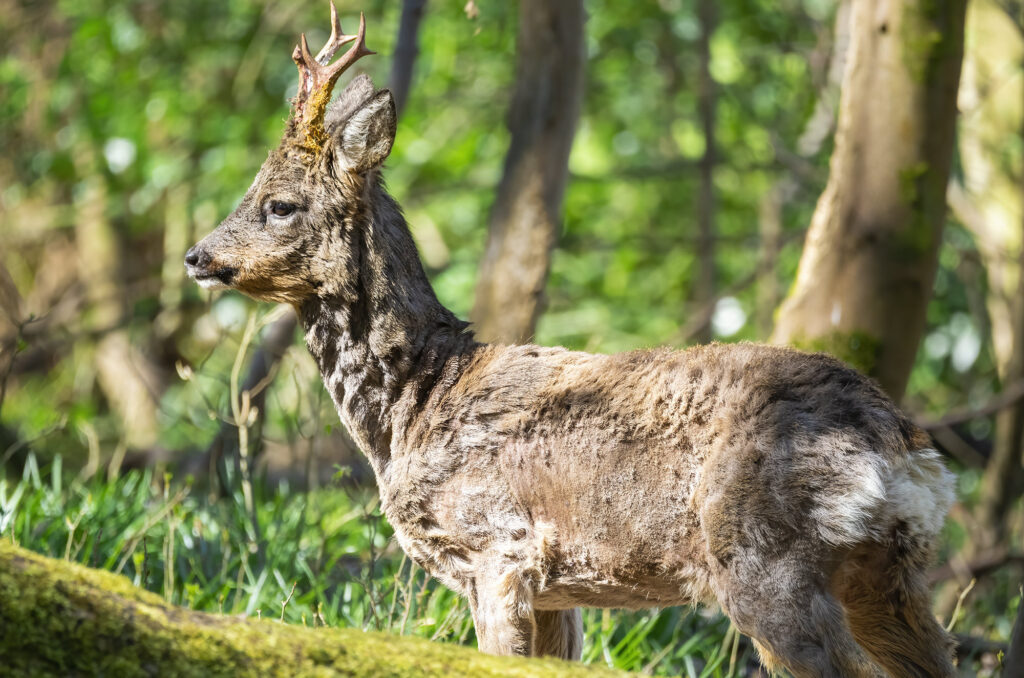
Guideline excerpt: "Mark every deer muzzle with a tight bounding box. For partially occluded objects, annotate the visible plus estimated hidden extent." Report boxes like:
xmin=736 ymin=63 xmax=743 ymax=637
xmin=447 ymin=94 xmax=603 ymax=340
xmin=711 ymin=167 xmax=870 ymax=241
xmin=184 ymin=244 xmax=237 ymax=290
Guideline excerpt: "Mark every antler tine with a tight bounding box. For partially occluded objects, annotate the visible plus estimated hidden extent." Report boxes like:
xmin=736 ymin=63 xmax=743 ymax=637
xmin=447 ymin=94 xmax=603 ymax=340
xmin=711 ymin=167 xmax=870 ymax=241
xmin=321 ymin=13 xmax=375 ymax=82
xmin=294 ymin=34 xmax=316 ymax=98
xmin=289 ymin=7 xmax=376 ymax=150
xmin=314 ymin=1 xmax=356 ymax=66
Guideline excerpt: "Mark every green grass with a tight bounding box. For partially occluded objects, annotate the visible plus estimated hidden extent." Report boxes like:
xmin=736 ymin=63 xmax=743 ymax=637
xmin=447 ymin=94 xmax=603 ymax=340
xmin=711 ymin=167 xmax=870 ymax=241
xmin=0 ymin=452 xmax=763 ymax=677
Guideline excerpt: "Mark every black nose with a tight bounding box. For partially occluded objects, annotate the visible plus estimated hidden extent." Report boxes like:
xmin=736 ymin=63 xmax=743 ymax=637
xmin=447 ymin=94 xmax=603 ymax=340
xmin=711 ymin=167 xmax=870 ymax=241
xmin=184 ymin=247 xmax=210 ymax=268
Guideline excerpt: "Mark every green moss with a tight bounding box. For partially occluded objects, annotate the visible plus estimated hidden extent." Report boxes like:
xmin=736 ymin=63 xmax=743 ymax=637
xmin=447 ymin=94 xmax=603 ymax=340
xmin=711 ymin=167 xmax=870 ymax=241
xmin=790 ymin=330 xmax=882 ymax=375
xmin=898 ymin=161 xmax=929 ymax=207
xmin=900 ymin=1 xmax=943 ymax=83
xmin=895 ymin=160 xmax=938 ymax=259
xmin=0 ymin=541 xmax=625 ymax=678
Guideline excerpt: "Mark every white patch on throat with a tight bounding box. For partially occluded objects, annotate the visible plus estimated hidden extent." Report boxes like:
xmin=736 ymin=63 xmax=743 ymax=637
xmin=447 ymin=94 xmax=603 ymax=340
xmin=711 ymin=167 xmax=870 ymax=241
xmin=195 ymin=277 xmax=230 ymax=290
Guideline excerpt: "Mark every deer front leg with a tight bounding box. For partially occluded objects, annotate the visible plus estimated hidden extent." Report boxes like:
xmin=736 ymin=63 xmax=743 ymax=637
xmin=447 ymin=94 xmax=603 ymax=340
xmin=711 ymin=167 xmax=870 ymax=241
xmin=469 ymin=568 xmax=537 ymax=656
xmin=534 ymin=608 xmax=583 ymax=660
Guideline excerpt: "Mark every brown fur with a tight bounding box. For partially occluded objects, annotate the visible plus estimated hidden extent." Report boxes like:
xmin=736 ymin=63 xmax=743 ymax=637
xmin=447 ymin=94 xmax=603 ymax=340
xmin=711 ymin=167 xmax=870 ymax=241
xmin=185 ymin=17 xmax=956 ymax=677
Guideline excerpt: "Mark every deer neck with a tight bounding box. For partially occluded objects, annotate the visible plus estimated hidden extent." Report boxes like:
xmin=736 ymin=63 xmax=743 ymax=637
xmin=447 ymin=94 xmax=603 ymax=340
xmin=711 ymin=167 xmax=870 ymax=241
xmin=298 ymin=183 xmax=476 ymax=477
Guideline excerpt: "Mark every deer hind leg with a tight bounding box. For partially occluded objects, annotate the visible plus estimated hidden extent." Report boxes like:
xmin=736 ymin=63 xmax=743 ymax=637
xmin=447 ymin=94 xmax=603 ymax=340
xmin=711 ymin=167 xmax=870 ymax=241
xmin=534 ymin=608 xmax=583 ymax=660
xmin=836 ymin=548 xmax=956 ymax=678
xmin=468 ymin=567 xmax=537 ymax=656
xmin=699 ymin=453 xmax=881 ymax=676
xmin=709 ymin=553 xmax=881 ymax=678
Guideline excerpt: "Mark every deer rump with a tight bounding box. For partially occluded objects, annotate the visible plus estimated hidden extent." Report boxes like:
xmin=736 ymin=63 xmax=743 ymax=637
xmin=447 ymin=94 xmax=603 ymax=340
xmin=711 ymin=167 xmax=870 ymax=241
xmin=383 ymin=341 xmax=955 ymax=675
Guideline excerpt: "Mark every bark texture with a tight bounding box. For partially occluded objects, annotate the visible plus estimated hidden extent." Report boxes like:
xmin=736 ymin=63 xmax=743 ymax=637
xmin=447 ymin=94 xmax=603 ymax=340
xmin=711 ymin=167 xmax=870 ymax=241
xmin=771 ymin=0 xmax=967 ymax=400
xmin=471 ymin=0 xmax=585 ymax=344
xmin=0 ymin=541 xmax=622 ymax=678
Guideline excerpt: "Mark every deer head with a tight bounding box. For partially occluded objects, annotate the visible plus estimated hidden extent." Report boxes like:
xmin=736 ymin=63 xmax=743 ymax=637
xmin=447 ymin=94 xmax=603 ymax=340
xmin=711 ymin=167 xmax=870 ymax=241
xmin=185 ymin=3 xmax=396 ymax=305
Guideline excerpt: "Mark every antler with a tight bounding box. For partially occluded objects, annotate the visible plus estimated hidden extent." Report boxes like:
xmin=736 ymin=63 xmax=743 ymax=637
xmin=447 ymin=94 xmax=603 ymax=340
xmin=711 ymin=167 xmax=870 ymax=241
xmin=291 ymin=2 xmax=375 ymax=151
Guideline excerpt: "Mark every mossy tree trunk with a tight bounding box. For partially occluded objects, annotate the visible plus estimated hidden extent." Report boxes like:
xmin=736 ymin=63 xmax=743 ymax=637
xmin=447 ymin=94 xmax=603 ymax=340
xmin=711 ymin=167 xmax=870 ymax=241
xmin=771 ymin=0 xmax=967 ymax=400
xmin=0 ymin=541 xmax=623 ymax=678
xmin=471 ymin=0 xmax=585 ymax=344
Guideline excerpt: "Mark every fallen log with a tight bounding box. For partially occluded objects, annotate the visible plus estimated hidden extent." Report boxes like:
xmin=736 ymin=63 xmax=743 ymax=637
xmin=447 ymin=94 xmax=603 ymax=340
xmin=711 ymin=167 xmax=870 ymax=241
xmin=0 ymin=540 xmax=623 ymax=678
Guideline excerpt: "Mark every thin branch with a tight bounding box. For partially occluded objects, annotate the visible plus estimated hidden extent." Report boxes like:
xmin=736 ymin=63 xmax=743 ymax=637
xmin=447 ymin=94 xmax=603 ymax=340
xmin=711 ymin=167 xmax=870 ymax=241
xmin=0 ymin=316 xmax=43 ymax=419
xmin=928 ymin=546 xmax=1024 ymax=585
xmin=955 ymin=633 xmax=1008 ymax=659
xmin=929 ymin=424 xmax=989 ymax=469
xmin=914 ymin=380 xmax=1024 ymax=431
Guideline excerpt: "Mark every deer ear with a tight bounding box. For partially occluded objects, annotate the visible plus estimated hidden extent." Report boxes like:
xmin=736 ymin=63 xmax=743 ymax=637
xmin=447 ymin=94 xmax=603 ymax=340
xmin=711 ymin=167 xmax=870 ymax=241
xmin=333 ymin=89 xmax=396 ymax=173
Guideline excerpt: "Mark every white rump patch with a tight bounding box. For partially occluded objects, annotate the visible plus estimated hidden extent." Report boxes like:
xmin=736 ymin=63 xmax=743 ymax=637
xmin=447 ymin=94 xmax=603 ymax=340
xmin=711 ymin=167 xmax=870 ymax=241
xmin=811 ymin=451 xmax=888 ymax=546
xmin=810 ymin=446 xmax=954 ymax=547
xmin=883 ymin=448 xmax=955 ymax=539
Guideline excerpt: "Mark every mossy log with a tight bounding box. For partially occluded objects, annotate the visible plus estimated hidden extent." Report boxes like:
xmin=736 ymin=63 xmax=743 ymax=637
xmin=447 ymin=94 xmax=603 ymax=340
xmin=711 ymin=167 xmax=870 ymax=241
xmin=0 ymin=541 xmax=625 ymax=678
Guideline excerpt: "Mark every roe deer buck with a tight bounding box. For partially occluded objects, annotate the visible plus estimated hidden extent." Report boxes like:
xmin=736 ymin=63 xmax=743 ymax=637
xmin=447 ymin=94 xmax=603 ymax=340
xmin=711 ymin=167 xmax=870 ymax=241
xmin=185 ymin=6 xmax=956 ymax=676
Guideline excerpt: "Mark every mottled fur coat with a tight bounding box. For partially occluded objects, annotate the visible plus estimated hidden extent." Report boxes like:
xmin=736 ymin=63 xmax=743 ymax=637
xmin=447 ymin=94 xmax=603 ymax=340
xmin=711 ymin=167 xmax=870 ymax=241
xmin=186 ymin=37 xmax=956 ymax=676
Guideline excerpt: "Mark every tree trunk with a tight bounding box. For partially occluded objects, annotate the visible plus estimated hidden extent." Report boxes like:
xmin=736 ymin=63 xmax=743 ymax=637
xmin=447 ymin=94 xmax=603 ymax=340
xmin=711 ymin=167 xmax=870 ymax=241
xmin=74 ymin=174 xmax=161 ymax=450
xmin=0 ymin=541 xmax=616 ymax=677
xmin=758 ymin=1 xmax=850 ymax=340
xmin=1006 ymin=592 xmax=1024 ymax=678
xmin=390 ymin=0 xmax=428 ymax=116
xmin=691 ymin=0 xmax=717 ymax=344
xmin=471 ymin=0 xmax=585 ymax=344
xmin=771 ymin=0 xmax=967 ymax=400
xmin=756 ymin=185 xmax=783 ymax=339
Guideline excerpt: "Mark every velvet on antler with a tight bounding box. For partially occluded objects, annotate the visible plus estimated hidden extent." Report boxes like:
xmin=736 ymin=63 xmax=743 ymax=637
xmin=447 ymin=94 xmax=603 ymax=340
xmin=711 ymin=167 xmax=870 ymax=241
xmin=290 ymin=2 xmax=375 ymax=152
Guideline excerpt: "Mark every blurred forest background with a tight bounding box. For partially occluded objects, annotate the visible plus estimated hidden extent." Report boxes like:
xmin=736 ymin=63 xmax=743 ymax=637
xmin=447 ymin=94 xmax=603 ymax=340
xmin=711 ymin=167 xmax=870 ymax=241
xmin=0 ymin=0 xmax=1022 ymax=675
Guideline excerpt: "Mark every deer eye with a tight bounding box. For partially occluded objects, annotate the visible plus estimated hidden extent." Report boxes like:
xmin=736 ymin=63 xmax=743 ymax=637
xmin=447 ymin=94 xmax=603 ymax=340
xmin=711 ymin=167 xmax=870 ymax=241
xmin=269 ymin=201 xmax=295 ymax=218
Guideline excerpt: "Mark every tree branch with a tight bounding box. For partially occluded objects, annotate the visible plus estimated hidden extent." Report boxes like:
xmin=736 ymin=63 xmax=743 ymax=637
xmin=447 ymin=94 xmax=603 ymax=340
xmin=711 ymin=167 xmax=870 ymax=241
xmin=914 ymin=380 xmax=1024 ymax=432
xmin=928 ymin=546 xmax=1024 ymax=585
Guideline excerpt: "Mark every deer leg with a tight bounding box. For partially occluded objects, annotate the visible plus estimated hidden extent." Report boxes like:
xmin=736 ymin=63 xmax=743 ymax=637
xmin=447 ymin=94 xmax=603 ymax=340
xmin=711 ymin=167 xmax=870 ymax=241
xmin=698 ymin=444 xmax=886 ymax=677
xmin=469 ymin=568 xmax=536 ymax=656
xmin=713 ymin=560 xmax=881 ymax=678
xmin=837 ymin=559 xmax=956 ymax=678
xmin=534 ymin=608 xmax=583 ymax=660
